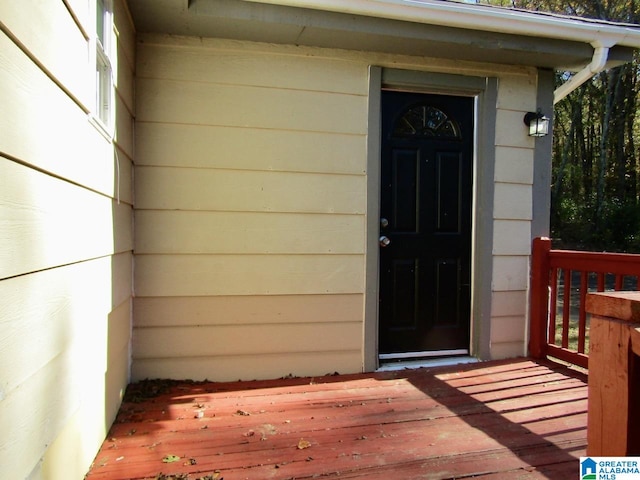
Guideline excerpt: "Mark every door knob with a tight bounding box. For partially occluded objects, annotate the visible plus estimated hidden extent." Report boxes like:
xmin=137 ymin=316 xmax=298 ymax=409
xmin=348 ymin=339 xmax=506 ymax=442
xmin=379 ymin=236 xmax=391 ymax=247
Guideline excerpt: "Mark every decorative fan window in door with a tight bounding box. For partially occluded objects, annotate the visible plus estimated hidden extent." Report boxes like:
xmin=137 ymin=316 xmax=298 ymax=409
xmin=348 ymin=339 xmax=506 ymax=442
xmin=393 ymin=104 xmax=461 ymax=139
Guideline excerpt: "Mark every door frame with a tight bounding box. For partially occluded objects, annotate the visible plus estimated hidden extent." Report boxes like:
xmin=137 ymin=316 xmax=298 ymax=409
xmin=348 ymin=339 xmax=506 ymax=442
xmin=363 ymin=67 xmax=498 ymax=371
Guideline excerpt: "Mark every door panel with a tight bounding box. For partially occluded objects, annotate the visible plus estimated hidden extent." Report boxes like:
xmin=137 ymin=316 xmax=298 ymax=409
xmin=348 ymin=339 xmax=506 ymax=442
xmin=436 ymin=152 xmax=462 ymax=233
xmin=391 ymin=149 xmax=419 ymax=232
xmin=379 ymin=91 xmax=473 ymax=355
xmin=391 ymin=259 xmax=418 ymax=329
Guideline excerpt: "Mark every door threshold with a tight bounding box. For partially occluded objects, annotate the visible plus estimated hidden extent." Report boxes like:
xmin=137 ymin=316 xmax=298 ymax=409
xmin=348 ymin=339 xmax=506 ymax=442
xmin=376 ymin=356 xmax=479 ymax=372
xmin=379 ymin=349 xmax=469 ymax=361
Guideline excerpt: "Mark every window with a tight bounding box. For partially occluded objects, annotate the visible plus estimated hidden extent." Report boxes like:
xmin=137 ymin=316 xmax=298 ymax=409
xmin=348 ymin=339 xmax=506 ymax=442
xmin=95 ymin=0 xmax=113 ymax=130
xmin=393 ymin=104 xmax=461 ymax=139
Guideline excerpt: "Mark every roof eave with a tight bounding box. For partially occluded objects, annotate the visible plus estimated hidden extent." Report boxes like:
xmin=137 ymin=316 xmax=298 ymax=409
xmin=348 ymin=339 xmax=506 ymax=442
xmin=240 ymin=0 xmax=640 ymax=49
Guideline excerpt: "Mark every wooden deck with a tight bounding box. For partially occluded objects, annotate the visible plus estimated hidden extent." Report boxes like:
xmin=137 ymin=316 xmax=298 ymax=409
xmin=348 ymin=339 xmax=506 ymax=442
xmin=85 ymin=358 xmax=588 ymax=480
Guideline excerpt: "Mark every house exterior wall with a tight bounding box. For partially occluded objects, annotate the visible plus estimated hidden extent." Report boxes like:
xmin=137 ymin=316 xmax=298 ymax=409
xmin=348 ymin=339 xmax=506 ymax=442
xmin=491 ymin=75 xmax=539 ymax=358
xmin=133 ymin=34 xmax=367 ymax=381
xmin=0 ymin=1 xmax=135 ymax=479
xmin=133 ymin=33 xmax=539 ymax=382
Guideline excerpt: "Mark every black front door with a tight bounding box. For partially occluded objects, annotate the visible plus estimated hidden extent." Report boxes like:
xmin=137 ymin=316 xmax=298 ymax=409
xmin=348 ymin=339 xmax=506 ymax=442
xmin=379 ymin=90 xmax=473 ymax=356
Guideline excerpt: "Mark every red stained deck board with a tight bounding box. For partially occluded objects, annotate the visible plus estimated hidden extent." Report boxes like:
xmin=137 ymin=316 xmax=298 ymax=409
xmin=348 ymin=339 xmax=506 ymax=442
xmin=86 ymin=359 xmax=587 ymax=480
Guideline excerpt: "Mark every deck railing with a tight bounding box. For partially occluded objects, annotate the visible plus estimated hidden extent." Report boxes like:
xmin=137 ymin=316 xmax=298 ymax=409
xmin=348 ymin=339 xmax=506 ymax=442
xmin=529 ymin=237 xmax=640 ymax=369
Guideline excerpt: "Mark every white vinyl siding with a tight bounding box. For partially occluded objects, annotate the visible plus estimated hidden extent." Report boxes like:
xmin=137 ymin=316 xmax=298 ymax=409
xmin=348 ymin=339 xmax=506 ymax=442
xmin=0 ymin=1 xmax=135 ymax=479
xmin=490 ymin=75 xmax=538 ymax=359
xmin=133 ymin=36 xmax=369 ymax=382
xmin=133 ymin=34 xmax=540 ymax=381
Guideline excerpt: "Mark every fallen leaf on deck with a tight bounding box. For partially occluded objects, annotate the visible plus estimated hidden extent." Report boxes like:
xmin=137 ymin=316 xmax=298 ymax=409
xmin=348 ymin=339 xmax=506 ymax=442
xmin=236 ymin=409 xmax=251 ymax=416
xmin=183 ymin=458 xmax=197 ymax=465
xmin=195 ymin=473 xmax=222 ymax=480
xmin=258 ymin=423 xmax=277 ymax=436
xmin=162 ymin=454 xmax=181 ymax=463
xmin=297 ymin=439 xmax=312 ymax=449
xmin=156 ymin=474 xmax=190 ymax=480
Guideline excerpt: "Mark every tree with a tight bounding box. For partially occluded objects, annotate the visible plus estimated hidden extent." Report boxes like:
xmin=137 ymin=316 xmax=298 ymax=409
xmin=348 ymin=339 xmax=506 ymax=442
xmin=480 ymin=0 xmax=640 ymax=251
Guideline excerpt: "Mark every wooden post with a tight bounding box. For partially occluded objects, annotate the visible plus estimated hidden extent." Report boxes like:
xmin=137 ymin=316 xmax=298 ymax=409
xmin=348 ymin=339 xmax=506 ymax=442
xmin=586 ymin=291 xmax=640 ymax=456
xmin=529 ymin=237 xmax=551 ymax=359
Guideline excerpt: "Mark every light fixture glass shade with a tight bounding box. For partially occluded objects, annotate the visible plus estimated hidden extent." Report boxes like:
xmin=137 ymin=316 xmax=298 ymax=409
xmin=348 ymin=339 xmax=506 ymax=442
xmin=529 ymin=116 xmax=549 ymax=137
xmin=524 ymin=111 xmax=550 ymax=137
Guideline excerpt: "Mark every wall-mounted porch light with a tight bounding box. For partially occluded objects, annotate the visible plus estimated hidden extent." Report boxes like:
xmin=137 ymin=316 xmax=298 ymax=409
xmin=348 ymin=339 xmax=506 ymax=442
xmin=523 ymin=110 xmax=550 ymax=137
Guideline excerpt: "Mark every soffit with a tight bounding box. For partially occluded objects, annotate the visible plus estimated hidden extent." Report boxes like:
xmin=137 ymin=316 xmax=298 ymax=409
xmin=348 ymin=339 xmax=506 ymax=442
xmin=127 ymin=0 xmax=634 ymax=70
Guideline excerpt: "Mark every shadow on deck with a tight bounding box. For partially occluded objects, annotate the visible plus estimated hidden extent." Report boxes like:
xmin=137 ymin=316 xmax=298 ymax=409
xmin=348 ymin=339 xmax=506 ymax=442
xmin=85 ymin=358 xmax=587 ymax=480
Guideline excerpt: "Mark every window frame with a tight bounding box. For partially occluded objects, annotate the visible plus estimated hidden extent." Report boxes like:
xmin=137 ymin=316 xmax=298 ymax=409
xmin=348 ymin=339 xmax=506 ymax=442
xmin=94 ymin=0 xmax=114 ymax=134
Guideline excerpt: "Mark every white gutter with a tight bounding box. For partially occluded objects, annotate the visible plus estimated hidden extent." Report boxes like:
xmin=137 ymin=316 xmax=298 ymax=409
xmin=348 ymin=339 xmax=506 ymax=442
xmin=241 ymin=0 xmax=640 ymax=49
xmin=553 ymin=43 xmax=611 ymax=104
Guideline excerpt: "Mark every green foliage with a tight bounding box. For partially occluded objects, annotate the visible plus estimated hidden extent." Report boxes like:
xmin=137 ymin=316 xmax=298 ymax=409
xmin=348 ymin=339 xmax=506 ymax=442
xmin=553 ymin=196 xmax=640 ymax=252
xmin=594 ymin=198 xmax=640 ymax=251
xmin=483 ymin=0 xmax=640 ymax=252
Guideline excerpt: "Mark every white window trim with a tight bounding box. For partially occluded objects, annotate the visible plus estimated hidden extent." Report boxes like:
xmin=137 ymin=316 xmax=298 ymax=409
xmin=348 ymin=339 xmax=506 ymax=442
xmin=92 ymin=0 xmax=115 ymax=136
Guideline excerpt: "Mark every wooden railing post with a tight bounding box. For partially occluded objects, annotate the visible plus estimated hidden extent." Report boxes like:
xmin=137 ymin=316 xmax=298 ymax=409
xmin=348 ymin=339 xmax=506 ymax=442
xmin=586 ymin=292 xmax=640 ymax=456
xmin=529 ymin=237 xmax=551 ymax=359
